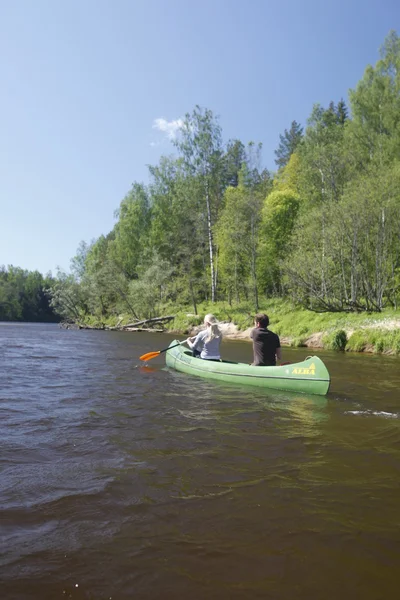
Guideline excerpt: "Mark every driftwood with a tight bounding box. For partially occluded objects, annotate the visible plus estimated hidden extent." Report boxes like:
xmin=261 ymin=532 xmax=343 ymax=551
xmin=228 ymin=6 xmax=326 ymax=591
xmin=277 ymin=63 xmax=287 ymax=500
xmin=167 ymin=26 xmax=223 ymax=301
xmin=123 ymin=327 xmax=164 ymax=332
xmin=121 ymin=315 xmax=175 ymax=329
xmin=60 ymin=322 xmax=105 ymax=330
xmin=61 ymin=315 xmax=175 ymax=332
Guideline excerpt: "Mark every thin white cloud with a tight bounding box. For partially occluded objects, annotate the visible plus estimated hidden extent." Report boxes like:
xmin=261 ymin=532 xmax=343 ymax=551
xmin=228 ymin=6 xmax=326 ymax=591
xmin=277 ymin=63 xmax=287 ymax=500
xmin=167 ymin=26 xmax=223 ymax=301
xmin=152 ymin=117 xmax=184 ymax=140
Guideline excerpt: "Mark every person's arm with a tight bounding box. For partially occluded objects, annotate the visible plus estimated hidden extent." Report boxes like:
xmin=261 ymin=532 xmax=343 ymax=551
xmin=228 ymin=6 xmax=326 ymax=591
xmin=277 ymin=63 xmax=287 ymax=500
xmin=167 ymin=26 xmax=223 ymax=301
xmin=276 ymin=347 xmax=282 ymax=364
xmin=186 ymin=331 xmax=203 ymax=350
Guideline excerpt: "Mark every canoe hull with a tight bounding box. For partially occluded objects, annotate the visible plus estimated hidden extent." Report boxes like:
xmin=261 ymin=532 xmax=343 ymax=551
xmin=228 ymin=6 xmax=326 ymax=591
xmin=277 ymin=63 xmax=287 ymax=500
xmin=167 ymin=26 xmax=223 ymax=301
xmin=166 ymin=340 xmax=330 ymax=396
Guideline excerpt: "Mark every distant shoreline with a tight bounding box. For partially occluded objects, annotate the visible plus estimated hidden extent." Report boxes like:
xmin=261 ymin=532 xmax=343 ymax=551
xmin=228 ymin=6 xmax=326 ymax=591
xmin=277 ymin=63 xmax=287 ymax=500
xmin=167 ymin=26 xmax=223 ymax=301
xmin=3 ymin=317 xmax=399 ymax=355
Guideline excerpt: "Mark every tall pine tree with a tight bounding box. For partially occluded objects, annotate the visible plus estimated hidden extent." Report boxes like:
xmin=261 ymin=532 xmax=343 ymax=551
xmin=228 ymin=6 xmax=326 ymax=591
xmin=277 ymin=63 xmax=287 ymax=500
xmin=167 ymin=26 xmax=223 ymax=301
xmin=274 ymin=120 xmax=304 ymax=168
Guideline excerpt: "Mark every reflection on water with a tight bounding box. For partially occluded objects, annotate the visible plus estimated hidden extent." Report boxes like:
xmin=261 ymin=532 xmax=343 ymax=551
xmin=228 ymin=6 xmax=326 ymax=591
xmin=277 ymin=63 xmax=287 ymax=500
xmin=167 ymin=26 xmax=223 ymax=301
xmin=1 ymin=324 xmax=399 ymax=599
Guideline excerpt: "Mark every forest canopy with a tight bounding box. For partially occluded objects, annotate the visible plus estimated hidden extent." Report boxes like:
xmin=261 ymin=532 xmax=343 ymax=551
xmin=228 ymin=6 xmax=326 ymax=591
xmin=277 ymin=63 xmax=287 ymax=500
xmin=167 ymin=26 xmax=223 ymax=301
xmin=3 ymin=31 xmax=400 ymax=323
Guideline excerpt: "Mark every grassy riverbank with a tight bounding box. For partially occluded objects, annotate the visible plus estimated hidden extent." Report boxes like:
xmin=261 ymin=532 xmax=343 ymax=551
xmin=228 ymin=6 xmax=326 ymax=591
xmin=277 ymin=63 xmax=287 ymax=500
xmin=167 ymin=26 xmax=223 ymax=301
xmin=82 ymin=299 xmax=400 ymax=355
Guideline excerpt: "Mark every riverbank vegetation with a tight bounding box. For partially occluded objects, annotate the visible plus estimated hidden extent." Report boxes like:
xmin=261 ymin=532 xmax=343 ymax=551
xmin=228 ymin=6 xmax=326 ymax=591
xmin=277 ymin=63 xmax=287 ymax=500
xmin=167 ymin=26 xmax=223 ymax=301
xmin=2 ymin=32 xmax=400 ymax=354
xmin=0 ymin=266 xmax=58 ymax=322
xmin=75 ymin=299 xmax=400 ymax=355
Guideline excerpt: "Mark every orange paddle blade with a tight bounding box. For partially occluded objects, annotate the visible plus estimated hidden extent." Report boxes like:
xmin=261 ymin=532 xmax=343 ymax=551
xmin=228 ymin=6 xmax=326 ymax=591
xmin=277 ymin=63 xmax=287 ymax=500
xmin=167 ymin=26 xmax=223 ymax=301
xmin=139 ymin=341 xmax=184 ymax=362
xmin=139 ymin=350 xmax=161 ymax=361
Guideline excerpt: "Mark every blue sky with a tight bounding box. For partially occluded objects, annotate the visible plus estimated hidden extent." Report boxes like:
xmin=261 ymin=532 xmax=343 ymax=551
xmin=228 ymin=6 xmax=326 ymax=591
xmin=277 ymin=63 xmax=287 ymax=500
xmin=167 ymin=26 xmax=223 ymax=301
xmin=0 ymin=0 xmax=398 ymax=275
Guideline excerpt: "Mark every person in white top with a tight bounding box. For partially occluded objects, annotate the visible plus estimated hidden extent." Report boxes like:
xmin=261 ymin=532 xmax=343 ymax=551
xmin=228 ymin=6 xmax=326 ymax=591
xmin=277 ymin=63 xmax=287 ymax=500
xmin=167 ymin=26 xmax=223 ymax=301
xmin=186 ymin=314 xmax=222 ymax=360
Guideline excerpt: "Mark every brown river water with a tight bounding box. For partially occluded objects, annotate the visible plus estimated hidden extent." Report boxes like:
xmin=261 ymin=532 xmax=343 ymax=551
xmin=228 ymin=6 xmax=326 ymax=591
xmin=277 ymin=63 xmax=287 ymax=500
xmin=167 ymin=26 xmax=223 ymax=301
xmin=1 ymin=322 xmax=399 ymax=599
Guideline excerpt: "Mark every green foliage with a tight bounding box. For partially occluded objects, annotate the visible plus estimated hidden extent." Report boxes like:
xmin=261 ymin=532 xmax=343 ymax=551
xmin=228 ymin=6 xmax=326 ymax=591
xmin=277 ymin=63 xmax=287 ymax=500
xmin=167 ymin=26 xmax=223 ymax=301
xmin=286 ymin=161 xmax=400 ymax=311
xmin=47 ymin=270 xmax=88 ymax=322
xmin=224 ymin=139 xmax=247 ymax=187
xmin=345 ymin=328 xmax=400 ymax=354
xmin=374 ymin=338 xmax=384 ymax=353
xmin=332 ymin=330 xmax=348 ymax=351
xmin=275 ymin=120 xmax=303 ymax=169
xmin=0 ymin=266 xmax=58 ymax=322
xmin=168 ymin=312 xmax=203 ymax=334
xmin=70 ymin=241 xmax=89 ymax=280
xmin=108 ymin=183 xmax=151 ymax=279
xmin=128 ymin=256 xmax=173 ymax=319
xmin=348 ymin=30 xmax=400 ymax=165
xmin=216 ymin=143 xmax=271 ymax=310
xmin=258 ymin=153 xmax=301 ymax=294
xmin=216 ymin=184 xmax=250 ymax=302
xmin=35 ymin=31 xmax=400 ymax=346
xmin=346 ymin=332 xmax=367 ymax=353
xmin=290 ymin=337 xmax=307 ymax=348
xmin=163 ymin=300 xmax=400 ymax=355
xmin=323 ymin=329 xmax=348 ymax=351
xmin=174 ymin=105 xmax=225 ymax=302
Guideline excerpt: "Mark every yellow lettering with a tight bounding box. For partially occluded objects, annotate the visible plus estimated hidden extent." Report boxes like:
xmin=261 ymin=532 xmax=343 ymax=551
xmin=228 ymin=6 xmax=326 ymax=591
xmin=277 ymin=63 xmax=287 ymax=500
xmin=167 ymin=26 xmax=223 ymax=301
xmin=292 ymin=367 xmax=315 ymax=376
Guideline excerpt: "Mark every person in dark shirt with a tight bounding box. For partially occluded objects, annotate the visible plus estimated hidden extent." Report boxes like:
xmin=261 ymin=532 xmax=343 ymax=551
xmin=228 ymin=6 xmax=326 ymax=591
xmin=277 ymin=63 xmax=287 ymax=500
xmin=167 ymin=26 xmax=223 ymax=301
xmin=250 ymin=313 xmax=282 ymax=366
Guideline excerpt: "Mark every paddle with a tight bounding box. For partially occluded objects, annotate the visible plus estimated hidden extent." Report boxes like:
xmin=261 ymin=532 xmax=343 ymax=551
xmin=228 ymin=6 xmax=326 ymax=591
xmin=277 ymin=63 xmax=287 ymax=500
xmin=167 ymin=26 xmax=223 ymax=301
xmin=139 ymin=341 xmax=186 ymax=362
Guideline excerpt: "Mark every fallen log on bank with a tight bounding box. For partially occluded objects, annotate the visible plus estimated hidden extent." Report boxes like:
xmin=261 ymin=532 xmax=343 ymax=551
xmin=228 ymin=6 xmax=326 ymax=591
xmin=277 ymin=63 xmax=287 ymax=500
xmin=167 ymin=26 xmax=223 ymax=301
xmin=121 ymin=315 xmax=175 ymax=329
xmin=60 ymin=322 xmax=105 ymax=330
xmin=60 ymin=315 xmax=175 ymax=332
xmin=123 ymin=327 xmax=164 ymax=332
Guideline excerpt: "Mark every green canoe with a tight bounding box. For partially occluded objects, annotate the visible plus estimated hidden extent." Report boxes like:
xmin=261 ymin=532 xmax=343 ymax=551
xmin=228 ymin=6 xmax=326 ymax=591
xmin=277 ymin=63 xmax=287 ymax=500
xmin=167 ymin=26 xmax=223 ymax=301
xmin=166 ymin=340 xmax=330 ymax=396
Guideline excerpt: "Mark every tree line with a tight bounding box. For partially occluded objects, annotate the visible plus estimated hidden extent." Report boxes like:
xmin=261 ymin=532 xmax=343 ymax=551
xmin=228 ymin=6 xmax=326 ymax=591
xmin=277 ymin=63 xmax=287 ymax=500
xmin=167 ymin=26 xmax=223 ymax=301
xmin=0 ymin=266 xmax=58 ymax=322
xmin=3 ymin=31 xmax=400 ymax=323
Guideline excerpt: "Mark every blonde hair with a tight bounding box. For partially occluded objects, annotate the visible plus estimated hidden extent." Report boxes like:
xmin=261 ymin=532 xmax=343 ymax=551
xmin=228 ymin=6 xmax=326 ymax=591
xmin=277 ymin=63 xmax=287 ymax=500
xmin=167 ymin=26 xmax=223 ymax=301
xmin=204 ymin=314 xmax=221 ymax=342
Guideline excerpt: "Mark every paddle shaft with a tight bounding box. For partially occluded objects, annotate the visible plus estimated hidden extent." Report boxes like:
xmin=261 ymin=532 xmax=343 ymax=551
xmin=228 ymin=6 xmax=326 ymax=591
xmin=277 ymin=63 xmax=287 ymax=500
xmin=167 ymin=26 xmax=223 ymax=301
xmin=157 ymin=342 xmax=183 ymax=355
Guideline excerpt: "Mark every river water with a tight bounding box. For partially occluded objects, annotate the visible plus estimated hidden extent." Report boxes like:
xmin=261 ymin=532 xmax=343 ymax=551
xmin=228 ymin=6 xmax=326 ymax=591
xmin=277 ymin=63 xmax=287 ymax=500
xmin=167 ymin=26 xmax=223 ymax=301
xmin=1 ymin=323 xmax=399 ymax=599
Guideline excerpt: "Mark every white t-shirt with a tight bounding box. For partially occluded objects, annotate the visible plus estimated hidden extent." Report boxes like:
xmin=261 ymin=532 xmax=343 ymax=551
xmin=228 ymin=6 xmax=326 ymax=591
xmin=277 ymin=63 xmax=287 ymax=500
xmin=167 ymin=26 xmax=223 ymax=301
xmin=192 ymin=329 xmax=221 ymax=360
